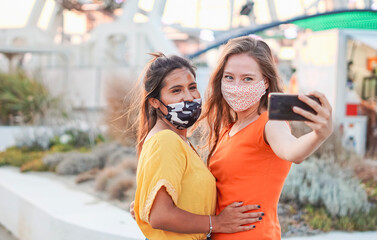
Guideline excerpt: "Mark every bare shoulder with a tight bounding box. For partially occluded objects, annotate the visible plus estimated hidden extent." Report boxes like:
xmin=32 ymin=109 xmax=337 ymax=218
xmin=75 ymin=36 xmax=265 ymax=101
xmin=265 ymin=120 xmax=291 ymax=140
xmin=266 ymin=120 xmax=290 ymax=131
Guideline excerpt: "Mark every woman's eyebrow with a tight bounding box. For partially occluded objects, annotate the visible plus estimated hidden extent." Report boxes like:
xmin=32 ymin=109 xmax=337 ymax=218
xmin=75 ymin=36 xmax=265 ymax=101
xmin=223 ymin=71 xmax=256 ymax=77
xmin=168 ymin=80 xmax=197 ymax=90
xmin=240 ymin=73 xmax=256 ymax=77
xmin=168 ymin=85 xmax=183 ymax=90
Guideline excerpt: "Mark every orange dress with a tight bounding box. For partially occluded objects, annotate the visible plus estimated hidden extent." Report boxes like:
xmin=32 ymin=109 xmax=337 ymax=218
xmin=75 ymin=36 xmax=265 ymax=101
xmin=209 ymin=112 xmax=292 ymax=240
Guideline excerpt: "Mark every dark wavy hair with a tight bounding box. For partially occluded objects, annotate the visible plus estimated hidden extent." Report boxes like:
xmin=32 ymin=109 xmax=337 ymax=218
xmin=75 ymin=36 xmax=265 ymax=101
xmin=134 ymin=52 xmax=196 ymax=155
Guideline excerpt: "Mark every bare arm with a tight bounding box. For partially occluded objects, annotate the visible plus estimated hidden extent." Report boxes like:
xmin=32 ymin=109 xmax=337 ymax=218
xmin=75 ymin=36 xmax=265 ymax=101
xmin=265 ymin=91 xmax=333 ymax=164
xmin=149 ymin=187 xmax=263 ymax=234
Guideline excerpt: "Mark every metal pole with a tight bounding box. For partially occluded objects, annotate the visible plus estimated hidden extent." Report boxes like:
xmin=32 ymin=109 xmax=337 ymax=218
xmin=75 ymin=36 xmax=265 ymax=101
xmin=27 ymin=0 xmax=46 ymax=27
xmin=229 ymin=0 xmax=234 ymax=30
xmin=150 ymin=0 xmax=166 ymax=23
xmin=266 ymin=0 xmax=278 ymax=22
xmin=118 ymin=0 xmax=139 ymax=24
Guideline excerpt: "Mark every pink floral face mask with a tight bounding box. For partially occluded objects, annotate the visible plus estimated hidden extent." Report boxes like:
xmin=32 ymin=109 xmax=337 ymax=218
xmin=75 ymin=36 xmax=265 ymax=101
xmin=221 ymin=79 xmax=266 ymax=112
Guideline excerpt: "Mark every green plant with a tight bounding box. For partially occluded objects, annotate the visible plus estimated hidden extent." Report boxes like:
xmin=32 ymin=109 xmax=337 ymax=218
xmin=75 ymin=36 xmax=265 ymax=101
xmin=304 ymin=205 xmax=332 ymax=232
xmin=49 ymin=129 xmax=104 ymax=151
xmin=0 ymin=129 xmax=99 ymax=173
xmin=0 ymin=147 xmax=46 ymax=167
xmin=303 ymin=204 xmax=377 ymax=232
xmin=20 ymin=158 xmax=49 ymax=172
xmin=50 ymin=143 xmax=76 ymax=152
xmin=363 ymin=179 xmax=377 ymax=203
xmin=344 ymin=206 xmax=377 ymax=231
xmin=282 ymin=157 xmax=370 ymax=217
xmin=0 ymin=72 xmax=62 ymax=125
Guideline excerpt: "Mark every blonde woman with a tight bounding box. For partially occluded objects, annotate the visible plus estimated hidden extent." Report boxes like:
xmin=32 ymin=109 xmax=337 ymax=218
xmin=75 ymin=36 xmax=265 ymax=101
xmin=201 ymin=36 xmax=333 ymax=240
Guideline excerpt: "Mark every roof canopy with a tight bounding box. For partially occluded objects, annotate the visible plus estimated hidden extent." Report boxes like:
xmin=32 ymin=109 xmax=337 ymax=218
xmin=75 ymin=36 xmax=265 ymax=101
xmin=293 ymin=11 xmax=377 ymax=31
xmin=187 ymin=9 xmax=377 ymax=59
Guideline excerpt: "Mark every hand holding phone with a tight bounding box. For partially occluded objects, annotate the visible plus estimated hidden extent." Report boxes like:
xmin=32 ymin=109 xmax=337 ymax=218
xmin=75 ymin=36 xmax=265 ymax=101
xmin=268 ymin=93 xmax=321 ymax=121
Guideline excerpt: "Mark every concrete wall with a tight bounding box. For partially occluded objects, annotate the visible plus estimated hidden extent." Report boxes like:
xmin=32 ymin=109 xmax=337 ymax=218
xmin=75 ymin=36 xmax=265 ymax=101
xmin=0 ymin=167 xmax=144 ymax=240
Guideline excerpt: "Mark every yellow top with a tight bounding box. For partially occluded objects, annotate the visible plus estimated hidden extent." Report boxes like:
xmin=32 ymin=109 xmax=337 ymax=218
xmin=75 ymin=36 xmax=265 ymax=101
xmin=135 ymin=130 xmax=216 ymax=240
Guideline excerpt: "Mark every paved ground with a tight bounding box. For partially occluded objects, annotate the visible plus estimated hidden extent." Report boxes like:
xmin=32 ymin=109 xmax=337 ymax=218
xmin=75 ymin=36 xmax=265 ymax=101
xmin=1 ymin=220 xmax=377 ymax=240
xmin=283 ymin=231 xmax=377 ymax=240
xmin=0 ymin=224 xmax=17 ymax=240
xmin=1 ymin=166 xmax=376 ymax=240
xmin=0 ymin=166 xmax=143 ymax=240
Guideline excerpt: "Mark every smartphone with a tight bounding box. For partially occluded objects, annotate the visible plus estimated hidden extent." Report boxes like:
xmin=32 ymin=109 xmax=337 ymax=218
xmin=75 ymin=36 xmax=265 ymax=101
xmin=268 ymin=93 xmax=321 ymax=121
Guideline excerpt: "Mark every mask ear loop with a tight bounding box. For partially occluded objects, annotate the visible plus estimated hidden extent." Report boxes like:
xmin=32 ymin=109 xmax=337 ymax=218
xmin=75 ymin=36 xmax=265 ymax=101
xmin=157 ymin=98 xmax=168 ymax=108
xmin=156 ymin=98 xmax=169 ymax=118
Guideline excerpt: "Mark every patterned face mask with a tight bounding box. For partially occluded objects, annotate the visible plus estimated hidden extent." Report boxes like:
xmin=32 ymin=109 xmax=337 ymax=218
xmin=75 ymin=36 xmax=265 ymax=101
xmin=158 ymin=98 xmax=202 ymax=130
xmin=221 ymin=79 xmax=266 ymax=112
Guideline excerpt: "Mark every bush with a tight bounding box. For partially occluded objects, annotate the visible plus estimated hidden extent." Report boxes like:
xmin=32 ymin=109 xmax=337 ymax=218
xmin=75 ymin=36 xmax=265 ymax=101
xmin=55 ymin=152 xmax=101 ymax=175
xmin=303 ymin=204 xmax=377 ymax=231
xmin=105 ymin=147 xmax=135 ymax=167
xmin=0 ymin=72 xmax=62 ymax=125
xmin=107 ymin=174 xmax=134 ymax=199
xmin=12 ymin=126 xmax=102 ymax=151
xmin=0 ymin=147 xmax=46 ymax=167
xmin=94 ymin=159 xmax=136 ymax=200
xmin=282 ymin=123 xmax=372 ymax=217
xmin=304 ymin=205 xmax=332 ymax=232
xmin=49 ymin=128 xmax=104 ymax=150
xmin=95 ymin=166 xmax=121 ymax=191
xmin=281 ymin=157 xmax=370 ymax=217
xmin=42 ymin=152 xmax=70 ymax=170
xmin=92 ymin=142 xmax=123 ymax=167
xmin=13 ymin=127 xmax=55 ymax=150
xmin=20 ymin=158 xmax=49 ymax=172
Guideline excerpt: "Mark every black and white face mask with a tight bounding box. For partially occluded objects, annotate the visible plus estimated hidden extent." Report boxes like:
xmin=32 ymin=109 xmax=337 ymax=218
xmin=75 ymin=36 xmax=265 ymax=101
xmin=158 ymin=98 xmax=202 ymax=130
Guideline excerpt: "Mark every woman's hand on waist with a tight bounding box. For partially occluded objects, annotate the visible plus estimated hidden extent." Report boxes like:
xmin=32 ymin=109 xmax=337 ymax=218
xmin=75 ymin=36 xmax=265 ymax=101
xmin=212 ymin=202 xmax=263 ymax=233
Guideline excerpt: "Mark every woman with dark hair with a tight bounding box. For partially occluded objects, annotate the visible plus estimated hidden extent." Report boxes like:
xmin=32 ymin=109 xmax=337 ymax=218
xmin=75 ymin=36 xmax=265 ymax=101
xmin=133 ymin=52 xmax=263 ymax=240
xmin=200 ymin=36 xmax=333 ymax=240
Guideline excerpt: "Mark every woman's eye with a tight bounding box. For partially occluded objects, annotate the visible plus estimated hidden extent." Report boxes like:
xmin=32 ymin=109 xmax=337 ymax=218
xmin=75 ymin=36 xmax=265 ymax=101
xmin=224 ymin=75 xmax=233 ymax=80
xmin=172 ymin=89 xmax=181 ymax=93
xmin=244 ymin=77 xmax=253 ymax=82
xmin=190 ymin=86 xmax=197 ymax=90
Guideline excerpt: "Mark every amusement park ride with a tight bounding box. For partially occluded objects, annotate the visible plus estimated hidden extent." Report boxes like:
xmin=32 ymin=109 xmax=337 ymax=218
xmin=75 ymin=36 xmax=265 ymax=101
xmin=2 ymin=0 xmax=363 ymax=76
xmin=0 ymin=0 xmax=178 ymax=69
xmin=0 ymin=0 xmax=181 ymax=108
xmin=0 ymin=0 xmax=376 ymax=155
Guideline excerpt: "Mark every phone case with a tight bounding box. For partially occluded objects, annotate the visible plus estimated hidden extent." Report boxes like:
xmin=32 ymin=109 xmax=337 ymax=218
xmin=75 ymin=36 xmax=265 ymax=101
xmin=268 ymin=93 xmax=320 ymax=121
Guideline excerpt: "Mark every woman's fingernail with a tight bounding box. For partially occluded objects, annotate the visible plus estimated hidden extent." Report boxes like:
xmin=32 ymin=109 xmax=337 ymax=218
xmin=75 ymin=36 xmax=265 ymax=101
xmin=253 ymin=225 xmax=256 ymax=228
xmin=259 ymin=217 xmax=262 ymax=220
xmin=257 ymin=205 xmax=261 ymax=208
xmin=261 ymin=212 xmax=265 ymax=216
